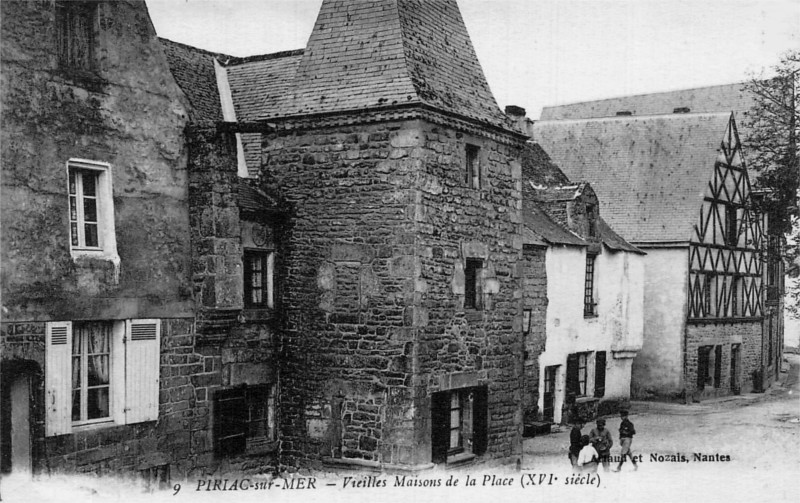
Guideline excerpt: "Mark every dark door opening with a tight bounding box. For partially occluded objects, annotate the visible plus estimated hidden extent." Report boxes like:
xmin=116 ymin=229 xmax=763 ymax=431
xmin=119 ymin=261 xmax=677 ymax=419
xmin=542 ymin=366 xmax=557 ymax=422
xmin=731 ymin=344 xmax=741 ymax=394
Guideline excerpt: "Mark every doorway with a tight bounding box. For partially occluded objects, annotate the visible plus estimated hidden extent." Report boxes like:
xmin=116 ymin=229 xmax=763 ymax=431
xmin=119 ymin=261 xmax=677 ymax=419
xmin=1 ymin=367 xmax=36 ymax=474
xmin=731 ymin=344 xmax=741 ymax=394
xmin=542 ymin=366 xmax=557 ymax=422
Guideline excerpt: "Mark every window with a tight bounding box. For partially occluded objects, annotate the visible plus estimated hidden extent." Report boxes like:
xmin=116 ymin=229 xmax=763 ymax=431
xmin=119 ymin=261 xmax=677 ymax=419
xmin=45 ymin=319 xmax=160 ymax=436
xmin=703 ymin=273 xmax=713 ymax=316
xmin=69 ymin=168 xmax=99 ymax=248
xmin=66 ymin=159 xmax=117 ymax=259
xmin=465 ymin=144 xmax=480 ymax=189
xmin=244 ymin=250 xmax=274 ymax=309
xmin=71 ymin=321 xmax=111 ymax=423
xmin=726 ymin=205 xmax=738 ymax=246
xmin=594 ymin=351 xmax=606 ymax=398
xmin=214 ymin=384 xmax=276 ymax=457
xmin=464 ymin=258 xmax=483 ymax=310
xmin=767 ymin=236 xmax=781 ymax=302
xmin=584 ymin=254 xmax=597 ymax=316
xmin=586 ymin=204 xmax=597 ymax=237
xmin=566 ymin=353 xmax=588 ymax=397
xmin=56 ymin=1 xmax=96 ymax=71
xmin=431 ymin=386 xmax=488 ymax=463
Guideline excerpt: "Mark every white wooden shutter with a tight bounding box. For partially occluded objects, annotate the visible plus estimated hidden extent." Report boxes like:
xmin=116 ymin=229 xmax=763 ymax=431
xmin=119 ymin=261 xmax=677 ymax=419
xmin=124 ymin=319 xmax=161 ymax=424
xmin=45 ymin=321 xmax=72 ymax=436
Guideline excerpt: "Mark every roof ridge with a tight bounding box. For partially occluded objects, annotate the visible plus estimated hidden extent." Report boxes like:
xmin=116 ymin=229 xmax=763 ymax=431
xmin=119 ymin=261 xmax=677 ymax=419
xmin=542 ymin=82 xmax=748 ymax=111
xmin=158 ymin=37 xmax=233 ymax=60
xmin=224 ymin=49 xmax=305 ymax=67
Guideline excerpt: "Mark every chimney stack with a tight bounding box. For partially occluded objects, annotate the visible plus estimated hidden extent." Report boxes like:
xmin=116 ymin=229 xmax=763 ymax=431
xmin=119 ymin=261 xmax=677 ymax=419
xmin=505 ymin=105 xmax=533 ymax=137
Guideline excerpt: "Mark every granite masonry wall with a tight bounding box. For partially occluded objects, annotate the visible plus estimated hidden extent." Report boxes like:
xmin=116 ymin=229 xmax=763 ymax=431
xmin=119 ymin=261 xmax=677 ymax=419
xmin=685 ymin=320 xmax=761 ymax=398
xmin=261 ymin=116 xmax=525 ymax=469
xmin=0 ymin=318 xmax=279 ymax=478
xmin=521 ymin=246 xmax=548 ymax=423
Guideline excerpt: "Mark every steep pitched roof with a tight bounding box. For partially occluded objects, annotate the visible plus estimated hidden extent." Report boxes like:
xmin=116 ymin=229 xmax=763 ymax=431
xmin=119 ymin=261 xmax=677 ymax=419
xmin=540 ymin=83 xmax=756 ymax=121
xmin=523 ymin=200 xmax=587 ymax=247
xmin=532 ymin=113 xmax=733 ymax=244
xmin=225 ymin=51 xmax=304 ymax=122
xmin=273 ymin=0 xmax=510 ymax=129
xmin=159 ymin=38 xmax=229 ymax=123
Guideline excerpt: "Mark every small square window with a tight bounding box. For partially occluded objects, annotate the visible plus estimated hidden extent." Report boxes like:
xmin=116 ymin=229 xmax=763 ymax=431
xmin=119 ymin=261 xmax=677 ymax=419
xmin=465 ymin=144 xmax=480 ymax=189
xmin=464 ymin=258 xmax=483 ymax=310
xmin=244 ymin=250 xmax=274 ymax=309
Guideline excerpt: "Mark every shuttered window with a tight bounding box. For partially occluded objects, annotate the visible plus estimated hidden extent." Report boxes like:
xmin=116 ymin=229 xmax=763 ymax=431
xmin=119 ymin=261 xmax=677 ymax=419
xmin=594 ymin=351 xmax=606 ymax=398
xmin=45 ymin=319 xmax=160 ymax=436
xmin=56 ymin=1 xmax=96 ymax=71
xmin=431 ymin=385 xmax=488 ymax=463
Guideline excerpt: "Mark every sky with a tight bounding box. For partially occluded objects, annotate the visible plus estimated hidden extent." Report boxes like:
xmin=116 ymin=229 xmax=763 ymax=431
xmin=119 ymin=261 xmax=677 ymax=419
xmin=146 ymin=0 xmax=799 ymax=119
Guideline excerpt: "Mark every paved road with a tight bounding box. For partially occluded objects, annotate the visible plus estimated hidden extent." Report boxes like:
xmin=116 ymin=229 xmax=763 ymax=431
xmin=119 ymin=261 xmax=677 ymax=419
xmin=521 ymin=354 xmax=800 ymax=501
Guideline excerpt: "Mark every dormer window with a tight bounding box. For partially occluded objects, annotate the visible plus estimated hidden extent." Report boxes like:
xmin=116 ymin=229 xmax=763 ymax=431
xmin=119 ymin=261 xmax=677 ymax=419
xmin=586 ymin=203 xmax=597 ymax=237
xmin=56 ymin=1 xmax=96 ymax=71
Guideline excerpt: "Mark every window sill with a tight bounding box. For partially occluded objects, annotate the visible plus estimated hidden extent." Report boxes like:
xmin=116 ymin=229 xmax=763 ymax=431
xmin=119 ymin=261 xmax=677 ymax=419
xmin=71 ymin=419 xmax=115 ymax=432
xmin=464 ymin=310 xmax=483 ymax=322
xmin=240 ymin=309 xmax=276 ymax=323
xmin=446 ymin=452 xmax=476 ymax=467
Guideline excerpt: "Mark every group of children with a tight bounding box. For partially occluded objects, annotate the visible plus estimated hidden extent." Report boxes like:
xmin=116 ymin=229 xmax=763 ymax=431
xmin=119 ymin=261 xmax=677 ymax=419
xmin=568 ymin=410 xmax=638 ymax=473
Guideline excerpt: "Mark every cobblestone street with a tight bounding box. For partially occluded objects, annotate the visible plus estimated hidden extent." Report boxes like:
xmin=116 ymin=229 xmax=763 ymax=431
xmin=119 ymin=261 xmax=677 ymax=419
xmin=521 ymin=354 xmax=800 ymax=500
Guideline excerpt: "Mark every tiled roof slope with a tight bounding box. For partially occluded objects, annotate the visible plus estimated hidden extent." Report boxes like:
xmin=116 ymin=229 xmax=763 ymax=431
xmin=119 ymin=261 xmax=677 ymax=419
xmin=540 ymin=83 xmax=755 ymax=121
xmin=275 ymin=0 xmax=510 ymax=129
xmin=225 ymin=51 xmax=304 ymax=122
xmin=532 ymin=113 xmax=732 ymax=244
xmin=159 ymin=38 xmax=228 ymax=123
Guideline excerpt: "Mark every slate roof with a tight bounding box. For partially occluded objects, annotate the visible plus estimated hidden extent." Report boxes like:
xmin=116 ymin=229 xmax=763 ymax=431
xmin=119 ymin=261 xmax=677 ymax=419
xmin=540 ymin=83 xmax=755 ymax=121
xmin=523 ymin=200 xmax=586 ymax=247
xmin=238 ymin=181 xmax=281 ymax=213
xmin=271 ymin=0 xmax=511 ymax=129
xmin=159 ymin=38 xmax=229 ymax=123
xmin=532 ymin=113 xmax=733 ymax=244
xmin=225 ymin=51 xmax=304 ymax=122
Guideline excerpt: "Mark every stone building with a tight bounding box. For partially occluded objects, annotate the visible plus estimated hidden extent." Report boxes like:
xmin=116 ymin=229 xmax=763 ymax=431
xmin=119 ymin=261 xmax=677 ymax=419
xmin=1 ymin=0 xmax=280 ymax=480
xmin=519 ymin=146 xmax=643 ymax=425
xmin=204 ymin=0 xmax=528 ymax=470
xmin=2 ymin=0 xmax=531 ymax=478
xmin=533 ymin=86 xmax=785 ymax=400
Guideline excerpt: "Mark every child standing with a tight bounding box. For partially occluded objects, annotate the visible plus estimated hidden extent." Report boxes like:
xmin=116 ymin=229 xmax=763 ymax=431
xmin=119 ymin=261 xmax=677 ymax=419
xmin=615 ymin=410 xmax=638 ymax=471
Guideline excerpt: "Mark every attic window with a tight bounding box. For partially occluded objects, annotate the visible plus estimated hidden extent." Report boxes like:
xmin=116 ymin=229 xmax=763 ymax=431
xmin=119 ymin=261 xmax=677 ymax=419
xmin=586 ymin=204 xmax=597 ymax=237
xmin=673 ymin=107 xmax=691 ymax=114
xmin=56 ymin=1 xmax=97 ymax=71
xmin=726 ymin=205 xmax=738 ymax=246
xmin=615 ymin=111 xmax=632 ymax=116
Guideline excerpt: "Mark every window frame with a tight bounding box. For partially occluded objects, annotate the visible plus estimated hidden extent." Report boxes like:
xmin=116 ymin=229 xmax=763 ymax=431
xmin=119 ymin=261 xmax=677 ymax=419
xmin=56 ymin=0 xmax=97 ymax=72
xmin=66 ymin=159 xmax=118 ymax=261
xmin=583 ymin=254 xmax=597 ymax=317
xmin=465 ymin=144 xmax=481 ymax=190
xmin=71 ymin=321 xmax=113 ymax=426
xmin=243 ymin=249 xmax=275 ymax=309
xmin=464 ymin=258 xmax=484 ymax=311
xmin=431 ymin=385 xmax=488 ymax=464
xmin=567 ymin=352 xmax=589 ymax=398
xmin=214 ymin=384 xmax=277 ymax=458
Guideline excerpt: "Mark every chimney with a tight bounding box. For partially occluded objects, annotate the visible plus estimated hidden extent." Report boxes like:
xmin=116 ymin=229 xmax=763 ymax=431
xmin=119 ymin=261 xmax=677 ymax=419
xmin=505 ymin=105 xmax=533 ymax=137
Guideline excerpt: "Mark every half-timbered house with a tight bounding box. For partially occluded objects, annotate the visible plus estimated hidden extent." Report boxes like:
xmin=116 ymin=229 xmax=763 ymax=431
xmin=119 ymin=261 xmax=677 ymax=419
xmin=533 ymin=88 xmax=784 ymax=400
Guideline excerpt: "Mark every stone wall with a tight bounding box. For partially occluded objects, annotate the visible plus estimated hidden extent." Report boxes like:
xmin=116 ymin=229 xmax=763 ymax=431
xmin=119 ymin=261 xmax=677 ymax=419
xmin=685 ymin=320 xmax=761 ymax=397
xmin=262 ymin=115 xmax=524 ymax=469
xmin=521 ymin=246 xmax=547 ymax=423
xmin=1 ymin=318 xmax=279 ymax=478
xmin=0 ymin=0 xmax=193 ymax=322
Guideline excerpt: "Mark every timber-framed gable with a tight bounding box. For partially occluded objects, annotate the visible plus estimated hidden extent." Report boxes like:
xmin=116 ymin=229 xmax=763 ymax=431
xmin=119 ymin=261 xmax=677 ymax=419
xmin=688 ymin=114 xmax=764 ymax=322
